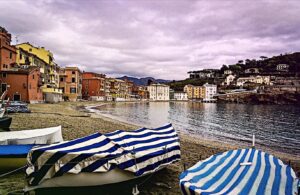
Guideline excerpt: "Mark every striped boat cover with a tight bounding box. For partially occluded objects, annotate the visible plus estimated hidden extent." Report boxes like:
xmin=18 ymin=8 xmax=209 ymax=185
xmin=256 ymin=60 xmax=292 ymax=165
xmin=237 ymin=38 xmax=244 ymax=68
xmin=180 ymin=148 xmax=299 ymax=195
xmin=26 ymin=123 xmax=180 ymax=186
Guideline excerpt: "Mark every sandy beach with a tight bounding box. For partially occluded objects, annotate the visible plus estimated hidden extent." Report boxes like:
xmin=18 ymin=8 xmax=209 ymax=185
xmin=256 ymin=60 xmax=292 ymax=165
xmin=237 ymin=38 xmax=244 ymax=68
xmin=0 ymin=102 xmax=299 ymax=195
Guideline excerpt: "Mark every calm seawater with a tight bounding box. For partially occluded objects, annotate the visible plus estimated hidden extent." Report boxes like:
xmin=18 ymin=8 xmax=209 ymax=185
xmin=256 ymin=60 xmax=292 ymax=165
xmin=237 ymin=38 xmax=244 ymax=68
xmin=93 ymin=102 xmax=300 ymax=156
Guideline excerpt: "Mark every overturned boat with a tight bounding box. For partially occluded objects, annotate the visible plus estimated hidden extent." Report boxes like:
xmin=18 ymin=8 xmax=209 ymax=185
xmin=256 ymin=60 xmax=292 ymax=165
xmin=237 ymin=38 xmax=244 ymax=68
xmin=0 ymin=126 xmax=63 ymax=145
xmin=180 ymin=148 xmax=299 ymax=195
xmin=25 ymin=123 xmax=180 ymax=191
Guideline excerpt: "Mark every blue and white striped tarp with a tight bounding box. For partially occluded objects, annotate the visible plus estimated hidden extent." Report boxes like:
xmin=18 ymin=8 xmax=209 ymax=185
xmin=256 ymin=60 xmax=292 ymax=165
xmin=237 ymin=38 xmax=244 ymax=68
xmin=180 ymin=148 xmax=299 ymax=195
xmin=26 ymin=123 xmax=180 ymax=186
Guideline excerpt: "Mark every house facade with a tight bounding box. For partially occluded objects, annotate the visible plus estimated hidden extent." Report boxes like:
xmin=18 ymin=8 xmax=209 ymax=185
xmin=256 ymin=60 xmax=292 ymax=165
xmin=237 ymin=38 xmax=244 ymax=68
xmin=59 ymin=67 xmax=82 ymax=101
xmin=174 ymin=92 xmax=188 ymax=101
xmin=276 ymin=64 xmax=289 ymax=72
xmin=237 ymin=76 xmax=271 ymax=86
xmin=0 ymin=68 xmax=43 ymax=103
xmin=147 ymin=84 xmax=170 ymax=101
xmin=223 ymin=74 xmax=236 ymax=86
xmin=183 ymin=84 xmax=205 ymax=99
xmin=82 ymin=72 xmax=106 ymax=101
xmin=203 ymin=83 xmax=217 ymax=101
xmin=0 ymin=27 xmax=16 ymax=71
xmin=16 ymin=42 xmax=62 ymax=102
xmin=188 ymin=69 xmax=218 ymax=79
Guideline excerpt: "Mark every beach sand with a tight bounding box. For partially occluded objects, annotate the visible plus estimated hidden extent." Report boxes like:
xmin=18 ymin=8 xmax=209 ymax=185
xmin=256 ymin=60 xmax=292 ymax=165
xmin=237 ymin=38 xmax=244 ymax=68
xmin=0 ymin=101 xmax=299 ymax=194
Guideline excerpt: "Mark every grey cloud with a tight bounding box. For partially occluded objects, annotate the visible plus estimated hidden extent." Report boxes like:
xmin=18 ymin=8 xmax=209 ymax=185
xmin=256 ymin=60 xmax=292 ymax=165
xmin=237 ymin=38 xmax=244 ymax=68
xmin=0 ymin=0 xmax=299 ymax=80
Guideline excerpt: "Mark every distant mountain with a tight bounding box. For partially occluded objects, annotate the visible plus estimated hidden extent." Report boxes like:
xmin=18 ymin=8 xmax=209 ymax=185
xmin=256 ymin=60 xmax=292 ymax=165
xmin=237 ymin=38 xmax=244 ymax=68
xmin=117 ymin=76 xmax=171 ymax=86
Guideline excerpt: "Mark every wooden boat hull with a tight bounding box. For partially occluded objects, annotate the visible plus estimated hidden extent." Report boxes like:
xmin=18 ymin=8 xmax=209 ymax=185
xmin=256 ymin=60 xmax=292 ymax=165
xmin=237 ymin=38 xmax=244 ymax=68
xmin=0 ymin=117 xmax=12 ymax=130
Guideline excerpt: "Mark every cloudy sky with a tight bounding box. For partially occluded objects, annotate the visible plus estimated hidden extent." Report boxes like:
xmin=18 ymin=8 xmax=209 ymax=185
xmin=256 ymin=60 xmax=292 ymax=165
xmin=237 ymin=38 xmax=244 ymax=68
xmin=1 ymin=0 xmax=300 ymax=80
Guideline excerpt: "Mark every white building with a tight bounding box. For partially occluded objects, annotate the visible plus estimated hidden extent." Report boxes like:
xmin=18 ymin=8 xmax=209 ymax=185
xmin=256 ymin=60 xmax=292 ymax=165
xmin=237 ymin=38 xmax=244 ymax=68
xmin=174 ymin=92 xmax=188 ymax=101
xmin=224 ymin=70 xmax=233 ymax=75
xmin=237 ymin=76 xmax=271 ymax=86
xmin=276 ymin=64 xmax=289 ymax=72
xmin=223 ymin=75 xmax=236 ymax=86
xmin=147 ymin=84 xmax=170 ymax=101
xmin=203 ymin=83 xmax=217 ymax=102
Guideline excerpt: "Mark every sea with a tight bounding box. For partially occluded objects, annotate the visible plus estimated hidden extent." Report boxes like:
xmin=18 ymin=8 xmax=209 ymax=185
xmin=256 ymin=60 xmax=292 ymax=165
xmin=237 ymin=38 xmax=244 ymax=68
xmin=92 ymin=102 xmax=300 ymax=156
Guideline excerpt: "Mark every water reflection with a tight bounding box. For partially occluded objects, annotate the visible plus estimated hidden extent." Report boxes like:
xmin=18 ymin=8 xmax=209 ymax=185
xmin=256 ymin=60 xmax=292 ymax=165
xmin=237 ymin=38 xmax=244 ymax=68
xmin=96 ymin=102 xmax=300 ymax=155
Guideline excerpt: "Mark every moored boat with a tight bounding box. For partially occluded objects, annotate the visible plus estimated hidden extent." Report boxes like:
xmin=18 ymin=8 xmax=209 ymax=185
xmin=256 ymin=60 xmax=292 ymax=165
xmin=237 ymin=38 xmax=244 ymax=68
xmin=25 ymin=123 xmax=180 ymax=191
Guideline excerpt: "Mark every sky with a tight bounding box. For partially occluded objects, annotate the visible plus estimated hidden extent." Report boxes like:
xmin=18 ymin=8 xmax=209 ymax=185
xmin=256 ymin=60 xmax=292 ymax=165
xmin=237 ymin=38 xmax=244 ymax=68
xmin=1 ymin=0 xmax=300 ymax=80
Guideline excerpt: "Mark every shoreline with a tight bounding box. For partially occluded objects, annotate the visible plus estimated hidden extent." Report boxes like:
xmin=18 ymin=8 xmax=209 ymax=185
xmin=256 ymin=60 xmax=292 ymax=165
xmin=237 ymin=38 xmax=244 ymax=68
xmin=86 ymin=102 xmax=300 ymax=162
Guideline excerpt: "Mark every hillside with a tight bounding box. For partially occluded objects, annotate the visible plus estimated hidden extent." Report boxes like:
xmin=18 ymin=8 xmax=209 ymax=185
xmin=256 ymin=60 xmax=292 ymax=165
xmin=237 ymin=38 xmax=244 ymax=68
xmin=220 ymin=52 xmax=300 ymax=74
xmin=169 ymin=52 xmax=300 ymax=91
xmin=118 ymin=76 xmax=170 ymax=86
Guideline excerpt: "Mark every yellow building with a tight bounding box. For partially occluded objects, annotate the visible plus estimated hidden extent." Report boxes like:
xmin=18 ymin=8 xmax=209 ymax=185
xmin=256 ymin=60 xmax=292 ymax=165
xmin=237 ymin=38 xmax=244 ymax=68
xmin=16 ymin=47 xmax=48 ymax=85
xmin=16 ymin=43 xmax=59 ymax=89
xmin=184 ymin=84 xmax=205 ymax=99
xmin=16 ymin=42 xmax=62 ymax=102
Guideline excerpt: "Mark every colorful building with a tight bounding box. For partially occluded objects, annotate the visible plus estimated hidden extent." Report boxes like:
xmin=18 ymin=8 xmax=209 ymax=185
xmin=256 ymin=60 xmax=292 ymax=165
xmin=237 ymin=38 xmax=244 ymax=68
xmin=0 ymin=27 xmax=16 ymax=71
xmin=59 ymin=67 xmax=82 ymax=101
xmin=16 ymin=47 xmax=48 ymax=85
xmin=184 ymin=84 xmax=205 ymax=99
xmin=110 ymin=79 xmax=128 ymax=101
xmin=137 ymin=86 xmax=149 ymax=99
xmin=0 ymin=67 xmax=43 ymax=103
xmin=16 ymin=43 xmax=60 ymax=89
xmin=82 ymin=72 xmax=106 ymax=101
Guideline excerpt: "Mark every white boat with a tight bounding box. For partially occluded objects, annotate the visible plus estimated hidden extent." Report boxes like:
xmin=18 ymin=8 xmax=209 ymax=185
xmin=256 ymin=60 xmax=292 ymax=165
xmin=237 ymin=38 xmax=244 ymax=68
xmin=0 ymin=126 xmax=63 ymax=171
xmin=25 ymin=123 xmax=180 ymax=191
xmin=0 ymin=126 xmax=63 ymax=145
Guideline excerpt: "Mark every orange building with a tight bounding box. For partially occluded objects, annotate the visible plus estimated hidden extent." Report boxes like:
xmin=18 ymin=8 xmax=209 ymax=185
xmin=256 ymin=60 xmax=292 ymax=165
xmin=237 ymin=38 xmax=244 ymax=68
xmin=82 ymin=72 xmax=106 ymax=101
xmin=0 ymin=67 xmax=43 ymax=103
xmin=59 ymin=67 xmax=82 ymax=101
xmin=0 ymin=27 xmax=17 ymax=71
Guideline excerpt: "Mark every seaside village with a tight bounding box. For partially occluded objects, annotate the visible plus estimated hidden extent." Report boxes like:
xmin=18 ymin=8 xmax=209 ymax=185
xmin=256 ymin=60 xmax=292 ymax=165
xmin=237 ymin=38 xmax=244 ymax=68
xmin=0 ymin=26 xmax=216 ymax=103
xmin=1 ymin=26 xmax=300 ymax=104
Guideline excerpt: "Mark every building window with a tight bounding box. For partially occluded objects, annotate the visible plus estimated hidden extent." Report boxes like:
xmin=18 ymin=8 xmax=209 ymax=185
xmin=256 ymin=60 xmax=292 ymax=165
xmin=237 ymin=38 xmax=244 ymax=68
xmin=72 ymin=71 xmax=75 ymax=74
xmin=70 ymin=87 xmax=76 ymax=94
xmin=10 ymin=52 xmax=12 ymax=59
xmin=32 ymin=75 xmax=35 ymax=79
xmin=2 ymin=73 xmax=7 ymax=78
xmin=60 ymin=77 xmax=64 ymax=82
xmin=13 ymin=94 xmax=21 ymax=101
xmin=72 ymin=78 xmax=76 ymax=83
xmin=20 ymin=53 xmax=22 ymax=60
